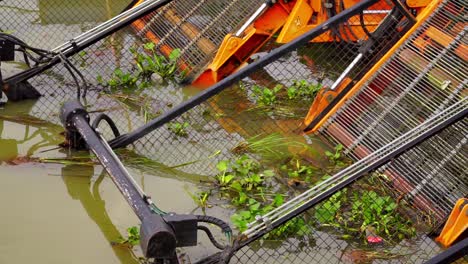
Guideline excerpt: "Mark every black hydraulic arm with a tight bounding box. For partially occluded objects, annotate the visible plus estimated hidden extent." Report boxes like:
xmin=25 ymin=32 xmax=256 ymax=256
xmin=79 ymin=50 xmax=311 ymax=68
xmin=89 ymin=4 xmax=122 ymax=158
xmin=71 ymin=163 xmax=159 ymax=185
xmin=60 ymin=100 xmax=232 ymax=261
xmin=60 ymin=100 xmax=177 ymax=259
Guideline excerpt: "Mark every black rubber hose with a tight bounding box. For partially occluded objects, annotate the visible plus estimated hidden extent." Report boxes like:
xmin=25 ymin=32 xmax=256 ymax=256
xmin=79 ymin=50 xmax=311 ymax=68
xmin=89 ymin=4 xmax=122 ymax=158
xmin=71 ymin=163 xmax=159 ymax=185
xmin=0 ymin=33 xmax=55 ymax=57
xmin=91 ymin=113 xmax=121 ymax=138
xmin=360 ymin=11 xmax=375 ymax=40
xmin=195 ymin=215 xmax=232 ymax=235
xmin=197 ymin=225 xmax=227 ymax=250
xmin=60 ymin=54 xmax=89 ymax=97
xmin=61 ymin=61 xmax=82 ymax=99
xmin=340 ymin=0 xmax=359 ymax=42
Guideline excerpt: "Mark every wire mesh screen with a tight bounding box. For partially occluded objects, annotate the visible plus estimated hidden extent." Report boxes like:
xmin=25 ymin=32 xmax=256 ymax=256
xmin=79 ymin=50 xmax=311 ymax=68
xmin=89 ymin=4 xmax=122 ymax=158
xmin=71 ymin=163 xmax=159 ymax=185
xmin=0 ymin=0 xmax=132 ymax=50
xmin=122 ymin=0 xmax=408 ymax=174
xmin=205 ymin=100 xmax=466 ymax=264
xmin=1 ymin=0 xmax=463 ymax=263
xmin=131 ymin=0 xmax=267 ymax=81
xmin=319 ymin=0 xmax=467 ymax=222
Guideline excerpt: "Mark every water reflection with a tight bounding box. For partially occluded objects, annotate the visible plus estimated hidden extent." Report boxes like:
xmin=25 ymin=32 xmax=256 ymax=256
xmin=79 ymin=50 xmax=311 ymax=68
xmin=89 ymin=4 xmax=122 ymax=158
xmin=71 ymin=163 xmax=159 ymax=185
xmin=61 ymin=164 xmax=139 ymax=264
xmin=0 ymin=100 xmax=62 ymax=161
xmin=38 ymin=0 xmax=132 ymax=24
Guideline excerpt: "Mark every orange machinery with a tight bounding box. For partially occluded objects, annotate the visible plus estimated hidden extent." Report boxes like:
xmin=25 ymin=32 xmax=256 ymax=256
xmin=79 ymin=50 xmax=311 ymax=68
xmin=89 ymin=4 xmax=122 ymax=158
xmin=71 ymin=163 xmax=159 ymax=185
xmin=129 ymin=0 xmax=392 ymax=87
xmin=191 ymin=0 xmax=391 ymax=87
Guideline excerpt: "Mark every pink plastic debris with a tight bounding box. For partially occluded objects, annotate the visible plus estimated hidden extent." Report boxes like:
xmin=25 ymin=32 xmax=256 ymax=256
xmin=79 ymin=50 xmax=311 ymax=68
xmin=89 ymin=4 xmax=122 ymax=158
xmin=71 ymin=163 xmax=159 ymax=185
xmin=367 ymin=235 xmax=383 ymax=244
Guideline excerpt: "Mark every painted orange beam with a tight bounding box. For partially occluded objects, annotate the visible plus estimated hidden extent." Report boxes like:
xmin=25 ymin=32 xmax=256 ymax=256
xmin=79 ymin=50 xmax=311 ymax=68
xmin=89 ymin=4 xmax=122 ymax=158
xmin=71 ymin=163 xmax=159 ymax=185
xmin=303 ymin=0 xmax=442 ymax=133
xmin=192 ymin=2 xmax=294 ymax=87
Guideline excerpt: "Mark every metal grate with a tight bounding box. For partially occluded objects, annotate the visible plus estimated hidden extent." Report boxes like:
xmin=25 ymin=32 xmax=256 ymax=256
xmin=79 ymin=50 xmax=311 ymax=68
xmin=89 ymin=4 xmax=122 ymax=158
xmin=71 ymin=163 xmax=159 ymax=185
xmin=319 ymin=0 xmax=467 ymax=221
xmin=130 ymin=0 xmax=267 ymax=80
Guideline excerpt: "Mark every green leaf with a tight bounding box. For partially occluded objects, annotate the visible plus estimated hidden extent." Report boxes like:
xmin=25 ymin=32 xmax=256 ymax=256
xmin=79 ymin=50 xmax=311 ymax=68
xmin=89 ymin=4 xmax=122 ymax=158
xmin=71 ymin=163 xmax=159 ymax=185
xmin=249 ymin=202 xmax=261 ymax=212
xmin=144 ymin=42 xmax=155 ymax=50
xmin=250 ymin=174 xmax=262 ymax=183
xmin=216 ymin=160 xmax=229 ymax=172
xmin=237 ymin=192 xmax=248 ymax=205
xmin=239 ymin=210 xmax=251 ymax=219
xmin=224 ymin=175 xmax=234 ymax=184
xmin=169 ymin=48 xmax=181 ymax=61
xmin=230 ymin=181 xmax=242 ymax=192
xmin=273 ymin=194 xmax=284 ymax=207
xmin=315 ymin=205 xmax=335 ymax=223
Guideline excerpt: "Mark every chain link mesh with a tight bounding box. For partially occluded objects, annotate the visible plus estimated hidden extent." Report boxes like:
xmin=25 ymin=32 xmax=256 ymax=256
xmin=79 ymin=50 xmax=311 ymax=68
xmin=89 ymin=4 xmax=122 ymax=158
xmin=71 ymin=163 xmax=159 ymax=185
xmin=1 ymin=0 xmax=465 ymax=263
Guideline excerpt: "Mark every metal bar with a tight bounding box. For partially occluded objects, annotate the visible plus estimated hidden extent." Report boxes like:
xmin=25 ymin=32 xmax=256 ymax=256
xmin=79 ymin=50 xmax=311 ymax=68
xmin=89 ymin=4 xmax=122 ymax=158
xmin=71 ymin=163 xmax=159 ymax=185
xmin=330 ymin=53 xmax=363 ymax=90
xmin=60 ymin=100 xmax=176 ymax=259
xmin=245 ymin=102 xmax=467 ymax=238
xmin=235 ymin=2 xmax=269 ymax=37
xmin=197 ymin=102 xmax=467 ymax=264
xmin=3 ymin=0 xmax=174 ymax=86
xmin=346 ymin=27 xmax=466 ymax=152
xmin=304 ymin=4 xmax=417 ymax=131
xmin=424 ymin=237 xmax=468 ymax=264
xmin=108 ymin=0 xmax=382 ymax=148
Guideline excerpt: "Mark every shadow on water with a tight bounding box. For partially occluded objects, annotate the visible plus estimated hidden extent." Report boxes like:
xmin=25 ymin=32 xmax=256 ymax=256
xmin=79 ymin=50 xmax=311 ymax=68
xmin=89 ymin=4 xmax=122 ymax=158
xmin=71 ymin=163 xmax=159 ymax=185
xmin=61 ymin=164 xmax=140 ymax=264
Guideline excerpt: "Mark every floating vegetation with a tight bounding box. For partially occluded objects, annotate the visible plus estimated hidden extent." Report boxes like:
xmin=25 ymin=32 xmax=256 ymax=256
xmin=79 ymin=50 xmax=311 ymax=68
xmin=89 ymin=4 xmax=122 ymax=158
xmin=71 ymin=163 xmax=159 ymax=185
xmin=132 ymin=43 xmax=182 ymax=81
xmin=341 ymin=248 xmax=413 ymax=263
xmin=245 ymin=80 xmax=323 ymax=119
xmin=5 ymin=156 xmax=40 ymax=165
xmin=0 ymin=114 xmax=50 ymax=125
xmin=325 ymin=144 xmax=346 ymax=166
xmin=314 ymin=174 xmax=418 ymax=243
xmin=187 ymin=190 xmax=211 ymax=209
xmin=251 ymin=84 xmax=283 ymax=106
xmin=211 ymin=155 xmax=310 ymax=237
xmin=115 ymin=226 xmax=141 ymax=247
xmin=167 ymin=121 xmax=190 ymax=137
xmin=97 ymin=42 xmax=182 ymax=91
xmin=286 ymin=79 xmax=322 ymax=100
xmin=280 ymin=158 xmax=319 ymax=187
xmin=39 ymin=157 xmax=96 ymax=166
xmin=250 ymin=80 xmax=322 ymax=107
xmin=231 ymin=133 xmax=309 ymax=160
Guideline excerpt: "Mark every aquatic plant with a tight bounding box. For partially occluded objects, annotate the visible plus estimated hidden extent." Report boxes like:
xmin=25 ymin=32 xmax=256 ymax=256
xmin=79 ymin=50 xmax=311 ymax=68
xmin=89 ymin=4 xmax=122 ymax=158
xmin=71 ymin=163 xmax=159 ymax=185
xmin=314 ymin=184 xmax=417 ymax=242
xmin=98 ymin=68 xmax=139 ymax=90
xmin=167 ymin=121 xmax=189 ymax=137
xmin=77 ymin=50 xmax=88 ymax=68
xmin=280 ymin=158 xmax=318 ymax=185
xmin=212 ymin=155 xmax=310 ymax=237
xmin=249 ymin=80 xmax=322 ymax=107
xmin=325 ymin=144 xmax=345 ymax=166
xmin=97 ymin=42 xmax=182 ymax=90
xmin=231 ymin=133 xmax=308 ymax=160
xmin=132 ymin=43 xmax=181 ymax=80
xmin=188 ymin=190 xmax=211 ymax=209
xmin=251 ymin=84 xmax=283 ymax=106
xmin=214 ymin=155 xmax=272 ymax=204
xmin=117 ymin=226 xmax=140 ymax=247
xmin=287 ymin=80 xmax=322 ymax=100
